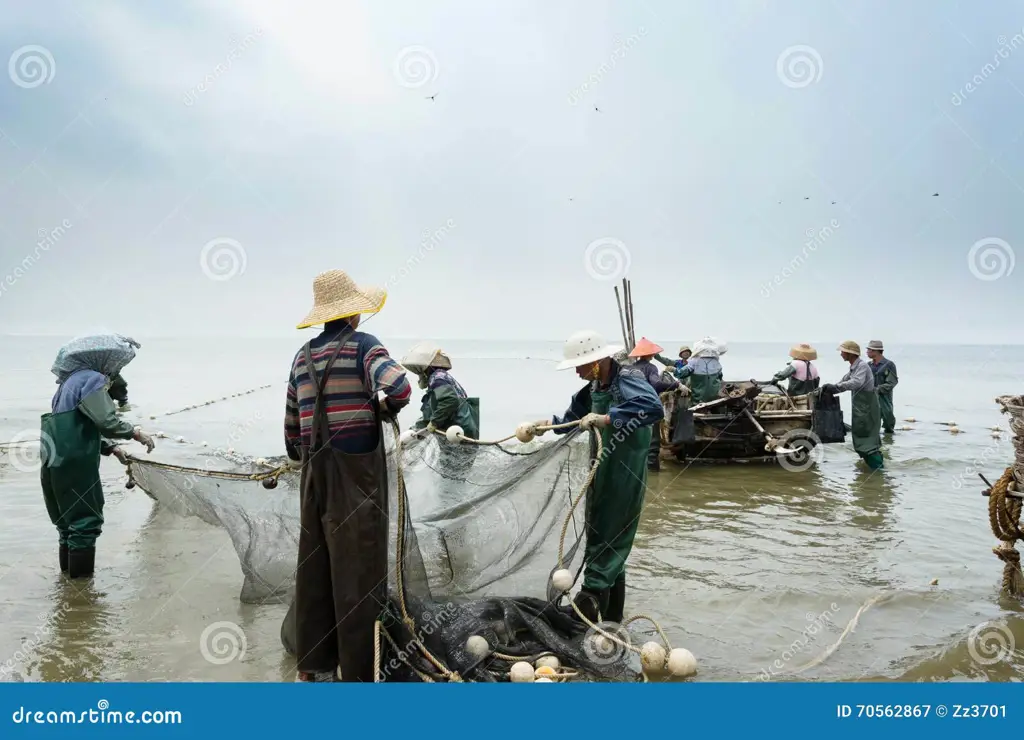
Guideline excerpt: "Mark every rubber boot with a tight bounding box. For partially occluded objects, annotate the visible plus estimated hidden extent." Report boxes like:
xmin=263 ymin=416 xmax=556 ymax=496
xmin=59 ymin=544 xmax=68 ymax=573
xmin=570 ymin=588 xmax=609 ymax=623
xmin=67 ymin=547 xmax=95 ymax=579
xmin=605 ymin=574 xmax=626 ymax=623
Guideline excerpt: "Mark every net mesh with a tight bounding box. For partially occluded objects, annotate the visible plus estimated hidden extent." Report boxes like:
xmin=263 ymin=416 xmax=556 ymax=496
xmin=128 ymin=424 xmax=642 ymax=682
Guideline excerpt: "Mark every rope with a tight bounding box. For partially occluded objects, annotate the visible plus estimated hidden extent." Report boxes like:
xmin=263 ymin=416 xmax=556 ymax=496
xmin=987 ymin=467 xmax=1024 ymax=597
xmin=788 ymin=593 xmax=893 ymax=674
xmin=149 ymin=383 xmax=276 ymax=419
xmin=374 ymin=620 xmax=382 ymax=684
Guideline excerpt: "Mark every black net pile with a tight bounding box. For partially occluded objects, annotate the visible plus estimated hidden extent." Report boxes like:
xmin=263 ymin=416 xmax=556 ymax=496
xmin=129 ymin=425 xmax=642 ymax=682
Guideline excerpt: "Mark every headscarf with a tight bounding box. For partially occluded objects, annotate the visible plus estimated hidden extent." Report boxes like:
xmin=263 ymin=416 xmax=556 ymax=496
xmin=51 ymin=334 xmax=141 ymax=384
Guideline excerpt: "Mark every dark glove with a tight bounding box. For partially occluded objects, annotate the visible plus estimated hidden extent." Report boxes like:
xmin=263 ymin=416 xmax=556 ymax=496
xmin=821 ymin=383 xmax=839 ymax=395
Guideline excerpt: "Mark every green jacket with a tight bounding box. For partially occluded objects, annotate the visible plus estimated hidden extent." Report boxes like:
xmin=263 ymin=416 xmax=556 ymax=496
xmin=413 ymin=370 xmax=480 ymax=439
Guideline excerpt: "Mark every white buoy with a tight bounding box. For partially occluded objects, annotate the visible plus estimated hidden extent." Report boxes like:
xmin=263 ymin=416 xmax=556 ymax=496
xmin=227 ymin=447 xmax=235 ymax=454
xmin=155 ymin=432 xmax=166 ymax=438
xmin=256 ymin=457 xmax=267 ymax=466
xmin=445 ymin=425 xmax=464 ymax=444
xmin=667 ymin=648 xmax=697 ymax=677
xmin=515 ymin=422 xmax=536 ymax=444
xmin=201 ymin=441 xmax=208 ymax=447
xmin=904 ymin=417 xmax=916 ymax=423
xmin=640 ymin=641 xmax=667 ymax=672
xmin=175 ymin=435 xmax=185 ymax=443
xmin=949 ymin=426 xmax=961 ymax=434
xmin=898 ymin=425 xmax=912 ymax=431
xmin=465 ymin=635 xmax=489 ymax=659
xmin=399 ymin=430 xmax=416 ymax=445
xmin=510 ymin=662 xmax=535 ymax=683
xmin=551 ymin=569 xmax=574 ymax=592
xmin=535 ymin=677 xmax=553 ymax=683
xmin=992 ymin=431 xmax=1002 ymax=438
xmin=589 ymin=633 xmax=615 ymax=655
xmin=535 ymin=655 xmax=561 ymax=671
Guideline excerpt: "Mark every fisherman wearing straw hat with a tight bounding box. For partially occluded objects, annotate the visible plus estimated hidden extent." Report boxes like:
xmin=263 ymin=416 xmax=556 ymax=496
xmin=821 ymin=340 xmax=883 ymax=469
xmin=771 ymin=343 xmax=820 ymax=396
xmin=628 ymin=337 xmax=681 ymax=471
xmin=285 ymin=270 xmax=412 ymax=683
xmin=654 ymin=345 xmax=691 ymax=372
xmin=866 ymin=340 xmax=898 ymax=434
xmin=527 ymin=329 xmax=664 ymax=624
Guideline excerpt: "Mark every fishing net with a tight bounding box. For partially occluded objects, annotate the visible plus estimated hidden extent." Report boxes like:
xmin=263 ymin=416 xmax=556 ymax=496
xmin=128 ymin=423 xmax=652 ymax=682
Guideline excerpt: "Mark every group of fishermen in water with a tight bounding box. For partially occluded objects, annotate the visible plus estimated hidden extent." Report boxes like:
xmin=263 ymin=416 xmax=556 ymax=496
xmin=36 ymin=267 xmax=900 ymax=682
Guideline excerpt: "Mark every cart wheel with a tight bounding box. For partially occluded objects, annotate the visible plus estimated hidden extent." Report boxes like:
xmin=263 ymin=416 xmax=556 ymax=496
xmin=777 ymin=432 xmax=817 ymax=468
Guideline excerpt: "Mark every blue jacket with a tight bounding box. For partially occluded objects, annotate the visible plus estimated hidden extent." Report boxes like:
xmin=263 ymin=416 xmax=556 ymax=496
xmin=552 ymin=362 xmax=664 ymax=432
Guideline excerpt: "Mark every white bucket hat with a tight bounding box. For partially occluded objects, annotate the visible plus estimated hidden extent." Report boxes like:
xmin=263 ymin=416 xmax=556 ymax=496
xmin=556 ymin=330 xmax=622 ymax=371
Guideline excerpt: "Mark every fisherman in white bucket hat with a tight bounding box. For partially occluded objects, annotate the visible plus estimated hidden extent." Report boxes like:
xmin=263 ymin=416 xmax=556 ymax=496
xmin=821 ymin=340 xmax=883 ymax=470
xmin=526 ymin=329 xmax=664 ymax=625
xmin=286 ymin=269 xmax=412 ymax=683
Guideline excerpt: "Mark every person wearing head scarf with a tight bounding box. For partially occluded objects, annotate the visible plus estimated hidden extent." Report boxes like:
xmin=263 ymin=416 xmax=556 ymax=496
xmin=821 ymin=341 xmax=883 ymax=469
xmin=673 ymin=343 xmax=722 ymax=406
xmin=865 ymin=340 xmax=898 ymax=434
xmin=772 ymin=343 xmax=820 ymax=396
xmin=527 ymin=329 xmax=664 ymax=625
xmin=42 ymin=334 xmax=156 ymax=578
xmin=628 ymin=337 xmax=681 ymax=471
xmin=284 ymin=270 xmax=412 ymax=683
xmin=401 ymin=343 xmax=479 ymax=440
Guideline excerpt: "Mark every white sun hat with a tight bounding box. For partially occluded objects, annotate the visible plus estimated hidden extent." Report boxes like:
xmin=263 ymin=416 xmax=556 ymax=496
xmin=555 ymin=329 xmax=623 ymax=371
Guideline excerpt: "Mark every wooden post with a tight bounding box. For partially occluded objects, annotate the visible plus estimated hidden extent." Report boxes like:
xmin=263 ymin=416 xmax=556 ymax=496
xmin=613 ymin=286 xmax=629 ymax=349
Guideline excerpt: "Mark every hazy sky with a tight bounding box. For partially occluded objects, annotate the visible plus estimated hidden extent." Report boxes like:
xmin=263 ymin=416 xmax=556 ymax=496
xmin=0 ymin=0 xmax=1021 ymax=344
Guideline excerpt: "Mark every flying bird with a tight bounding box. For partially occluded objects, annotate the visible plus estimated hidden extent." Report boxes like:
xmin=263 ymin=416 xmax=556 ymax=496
xmin=932 ymin=192 xmax=939 ymax=196
xmin=594 ymin=106 xmax=601 ymax=113
xmin=426 ymin=94 xmax=439 ymax=101
xmin=831 ymin=201 xmax=836 ymax=205
xmin=804 ymin=197 xmax=809 ymax=200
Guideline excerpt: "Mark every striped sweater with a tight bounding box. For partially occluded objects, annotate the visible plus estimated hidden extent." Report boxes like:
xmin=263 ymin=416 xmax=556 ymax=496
xmin=284 ymin=322 xmax=411 ymax=457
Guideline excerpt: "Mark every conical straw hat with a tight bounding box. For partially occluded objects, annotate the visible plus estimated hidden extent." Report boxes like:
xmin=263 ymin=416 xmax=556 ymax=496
xmin=628 ymin=337 xmax=663 ymax=358
xmin=789 ymin=343 xmax=817 ymax=361
xmin=296 ymin=270 xmax=387 ymax=329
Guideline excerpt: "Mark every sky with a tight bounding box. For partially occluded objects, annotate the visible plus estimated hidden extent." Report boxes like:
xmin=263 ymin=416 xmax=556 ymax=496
xmin=0 ymin=0 xmax=1021 ymax=344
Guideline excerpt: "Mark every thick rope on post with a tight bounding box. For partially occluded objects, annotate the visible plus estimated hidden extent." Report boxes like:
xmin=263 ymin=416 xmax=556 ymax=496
xmin=987 ymin=467 xmax=1024 ymax=597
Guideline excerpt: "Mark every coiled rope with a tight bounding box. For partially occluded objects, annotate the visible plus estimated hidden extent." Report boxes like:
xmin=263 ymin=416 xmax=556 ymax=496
xmin=987 ymin=467 xmax=1024 ymax=597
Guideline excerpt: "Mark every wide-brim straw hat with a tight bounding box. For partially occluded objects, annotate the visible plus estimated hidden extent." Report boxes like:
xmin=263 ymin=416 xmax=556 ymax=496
xmin=296 ymin=270 xmax=387 ymax=329
xmin=790 ymin=343 xmax=817 ymax=361
xmin=866 ymin=340 xmax=884 ymax=352
xmin=628 ymin=337 xmax=664 ymax=358
xmin=837 ymin=340 xmax=861 ymax=355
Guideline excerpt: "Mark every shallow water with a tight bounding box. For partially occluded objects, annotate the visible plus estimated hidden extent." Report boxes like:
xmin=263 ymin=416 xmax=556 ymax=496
xmin=1 ymin=336 xmax=1022 ymax=682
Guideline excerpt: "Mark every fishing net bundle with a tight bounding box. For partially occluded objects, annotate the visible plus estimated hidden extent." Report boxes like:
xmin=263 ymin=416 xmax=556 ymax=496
xmin=128 ymin=423 xmax=655 ymax=682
